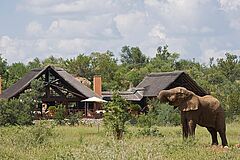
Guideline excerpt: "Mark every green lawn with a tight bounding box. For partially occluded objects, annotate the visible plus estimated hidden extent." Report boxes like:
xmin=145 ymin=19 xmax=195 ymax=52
xmin=0 ymin=122 xmax=239 ymax=160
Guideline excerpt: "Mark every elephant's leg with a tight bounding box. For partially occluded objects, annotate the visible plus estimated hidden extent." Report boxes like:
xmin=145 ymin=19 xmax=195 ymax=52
xmin=181 ymin=113 xmax=188 ymax=139
xmin=188 ymin=120 xmax=196 ymax=137
xmin=216 ymin=112 xmax=228 ymax=146
xmin=182 ymin=122 xmax=188 ymax=139
xmin=219 ymin=130 xmax=228 ymax=147
xmin=207 ymin=127 xmax=218 ymax=145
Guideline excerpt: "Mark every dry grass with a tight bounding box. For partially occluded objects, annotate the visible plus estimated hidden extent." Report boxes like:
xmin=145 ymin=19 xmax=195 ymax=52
xmin=0 ymin=122 xmax=240 ymax=160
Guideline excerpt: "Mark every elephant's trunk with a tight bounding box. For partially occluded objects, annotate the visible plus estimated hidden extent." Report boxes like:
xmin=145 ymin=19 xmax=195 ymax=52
xmin=158 ymin=90 xmax=170 ymax=103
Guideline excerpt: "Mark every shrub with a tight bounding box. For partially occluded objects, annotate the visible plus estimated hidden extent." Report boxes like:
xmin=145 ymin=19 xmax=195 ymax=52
xmin=67 ymin=112 xmax=83 ymax=126
xmin=103 ymin=92 xmax=131 ymax=139
xmin=0 ymin=97 xmax=35 ymax=126
xmin=137 ymin=127 xmax=164 ymax=137
xmin=0 ymin=79 xmax=44 ymax=126
xmin=54 ymin=105 xmax=66 ymax=125
xmin=28 ymin=121 xmax=55 ymax=145
xmin=137 ymin=99 xmax=180 ymax=127
xmin=48 ymin=106 xmax=57 ymax=117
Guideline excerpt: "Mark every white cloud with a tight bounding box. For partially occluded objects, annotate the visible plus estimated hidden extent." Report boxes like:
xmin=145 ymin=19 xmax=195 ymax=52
xmin=114 ymin=11 xmax=148 ymax=38
xmin=201 ymin=48 xmax=240 ymax=64
xmin=219 ymin=0 xmax=240 ymax=11
xmin=200 ymin=26 xmax=214 ymax=33
xmin=0 ymin=36 xmax=30 ymax=63
xmin=18 ymin=0 xmax=142 ymax=15
xmin=26 ymin=21 xmax=43 ymax=36
xmin=148 ymin=25 xmax=166 ymax=40
xmin=25 ymin=15 xmax=120 ymax=40
xmin=201 ymin=48 xmax=225 ymax=63
xmin=230 ymin=18 xmax=240 ymax=30
xmin=22 ymin=0 xmax=66 ymax=7
xmin=2 ymin=0 xmax=237 ymax=64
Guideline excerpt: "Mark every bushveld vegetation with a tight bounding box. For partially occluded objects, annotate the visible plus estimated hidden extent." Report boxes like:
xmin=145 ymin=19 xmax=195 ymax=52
xmin=0 ymin=45 xmax=239 ymax=120
xmin=0 ymin=121 xmax=240 ymax=160
xmin=0 ymin=79 xmax=44 ymax=126
xmin=0 ymin=45 xmax=239 ymax=159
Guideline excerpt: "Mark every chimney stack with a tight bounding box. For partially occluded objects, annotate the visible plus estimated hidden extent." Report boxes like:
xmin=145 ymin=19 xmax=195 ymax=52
xmin=93 ymin=75 xmax=102 ymax=97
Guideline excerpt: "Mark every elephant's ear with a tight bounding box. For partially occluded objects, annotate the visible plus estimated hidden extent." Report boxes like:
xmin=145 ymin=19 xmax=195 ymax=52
xmin=181 ymin=95 xmax=199 ymax=112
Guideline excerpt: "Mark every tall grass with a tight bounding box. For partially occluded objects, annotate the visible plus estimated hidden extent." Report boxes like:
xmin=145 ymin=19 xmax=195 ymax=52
xmin=0 ymin=122 xmax=239 ymax=160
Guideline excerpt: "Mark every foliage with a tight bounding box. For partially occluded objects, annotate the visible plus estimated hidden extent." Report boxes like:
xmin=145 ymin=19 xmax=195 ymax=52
xmin=67 ymin=112 xmax=83 ymax=126
xmin=0 ymin=55 xmax=8 ymax=89
xmin=64 ymin=54 xmax=92 ymax=79
xmin=6 ymin=62 xmax=29 ymax=88
xmin=120 ymin=46 xmax=149 ymax=68
xmin=137 ymin=99 xmax=180 ymax=127
xmin=0 ymin=121 xmax=55 ymax=153
xmin=0 ymin=123 xmax=240 ymax=160
xmin=27 ymin=121 xmax=55 ymax=145
xmin=27 ymin=57 xmax=42 ymax=70
xmin=90 ymin=51 xmax=118 ymax=90
xmin=48 ymin=106 xmax=57 ymax=113
xmin=146 ymin=45 xmax=179 ymax=72
xmin=0 ymin=79 xmax=44 ymax=126
xmin=103 ymin=92 xmax=131 ymax=139
xmin=136 ymin=127 xmax=164 ymax=137
xmin=54 ymin=104 xmax=66 ymax=125
xmin=0 ymin=45 xmax=239 ymax=120
xmin=42 ymin=55 xmax=65 ymax=67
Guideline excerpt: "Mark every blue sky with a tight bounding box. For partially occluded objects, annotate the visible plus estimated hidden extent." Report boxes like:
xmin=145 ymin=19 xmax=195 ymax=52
xmin=0 ymin=0 xmax=240 ymax=64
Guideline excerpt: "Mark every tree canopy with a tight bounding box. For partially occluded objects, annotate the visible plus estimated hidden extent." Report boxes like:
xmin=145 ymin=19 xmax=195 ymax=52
xmin=0 ymin=45 xmax=239 ymax=120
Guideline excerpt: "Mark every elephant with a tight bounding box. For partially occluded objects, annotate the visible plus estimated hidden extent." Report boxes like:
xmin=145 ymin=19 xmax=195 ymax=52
xmin=158 ymin=87 xmax=228 ymax=147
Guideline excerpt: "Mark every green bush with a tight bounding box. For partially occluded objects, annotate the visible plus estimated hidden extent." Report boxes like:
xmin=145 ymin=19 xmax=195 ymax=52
xmin=48 ymin=106 xmax=57 ymax=113
xmin=29 ymin=122 xmax=55 ymax=145
xmin=0 ymin=122 xmax=55 ymax=149
xmin=137 ymin=99 xmax=180 ymax=127
xmin=67 ymin=112 xmax=83 ymax=126
xmin=0 ymin=79 xmax=44 ymax=126
xmin=54 ymin=105 xmax=66 ymax=125
xmin=103 ymin=92 xmax=131 ymax=139
xmin=0 ymin=97 xmax=34 ymax=126
xmin=137 ymin=127 xmax=164 ymax=137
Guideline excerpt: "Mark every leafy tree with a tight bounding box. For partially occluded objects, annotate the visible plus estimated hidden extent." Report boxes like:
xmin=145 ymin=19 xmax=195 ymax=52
xmin=90 ymin=51 xmax=118 ymax=90
xmin=0 ymin=79 xmax=44 ymax=126
xmin=0 ymin=55 xmax=8 ymax=89
xmin=125 ymin=67 xmax=149 ymax=87
xmin=42 ymin=55 xmax=65 ymax=67
xmin=103 ymin=92 xmax=131 ymax=139
xmin=216 ymin=53 xmax=240 ymax=82
xmin=6 ymin=62 xmax=28 ymax=88
xmin=27 ymin=58 xmax=42 ymax=70
xmin=0 ymin=55 xmax=7 ymax=75
xmin=120 ymin=46 xmax=149 ymax=68
xmin=64 ymin=54 xmax=92 ymax=79
xmin=146 ymin=45 xmax=179 ymax=72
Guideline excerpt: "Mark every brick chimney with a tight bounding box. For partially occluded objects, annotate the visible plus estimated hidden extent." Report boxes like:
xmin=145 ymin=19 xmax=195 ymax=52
xmin=93 ymin=75 xmax=102 ymax=97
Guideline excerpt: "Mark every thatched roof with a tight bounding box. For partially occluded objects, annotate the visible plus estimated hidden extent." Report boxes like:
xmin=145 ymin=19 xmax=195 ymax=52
xmin=102 ymin=71 xmax=207 ymax=101
xmin=0 ymin=65 xmax=98 ymax=99
xmin=136 ymin=71 xmax=207 ymax=97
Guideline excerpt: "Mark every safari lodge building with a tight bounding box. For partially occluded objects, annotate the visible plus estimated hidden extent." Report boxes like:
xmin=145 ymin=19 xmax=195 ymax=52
xmin=0 ymin=65 xmax=103 ymax=118
xmin=102 ymin=71 xmax=207 ymax=110
xmin=0 ymin=66 xmax=207 ymax=118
